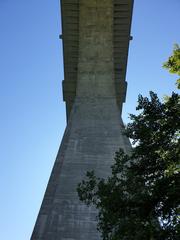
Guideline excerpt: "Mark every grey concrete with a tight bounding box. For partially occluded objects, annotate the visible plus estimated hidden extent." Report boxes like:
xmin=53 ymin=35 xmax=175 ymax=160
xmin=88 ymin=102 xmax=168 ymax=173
xmin=62 ymin=0 xmax=134 ymax=119
xmin=31 ymin=0 xmax=133 ymax=239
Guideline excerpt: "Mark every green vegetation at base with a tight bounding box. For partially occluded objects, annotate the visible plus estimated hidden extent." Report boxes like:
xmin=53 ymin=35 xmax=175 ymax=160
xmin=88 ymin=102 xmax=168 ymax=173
xmin=77 ymin=46 xmax=180 ymax=240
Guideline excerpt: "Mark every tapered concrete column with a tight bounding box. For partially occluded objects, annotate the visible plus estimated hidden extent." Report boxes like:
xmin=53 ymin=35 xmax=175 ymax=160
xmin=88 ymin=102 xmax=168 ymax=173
xmin=31 ymin=0 xmax=133 ymax=239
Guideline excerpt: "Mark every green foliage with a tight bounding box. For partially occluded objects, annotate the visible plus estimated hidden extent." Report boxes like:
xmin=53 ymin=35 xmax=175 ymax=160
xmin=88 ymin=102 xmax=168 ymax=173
xmin=77 ymin=91 xmax=180 ymax=239
xmin=163 ymin=44 xmax=180 ymax=89
xmin=77 ymin=47 xmax=180 ymax=239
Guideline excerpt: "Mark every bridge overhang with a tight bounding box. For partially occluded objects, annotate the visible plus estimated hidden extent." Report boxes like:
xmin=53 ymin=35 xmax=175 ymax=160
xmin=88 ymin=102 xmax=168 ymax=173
xmin=60 ymin=0 xmax=134 ymax=120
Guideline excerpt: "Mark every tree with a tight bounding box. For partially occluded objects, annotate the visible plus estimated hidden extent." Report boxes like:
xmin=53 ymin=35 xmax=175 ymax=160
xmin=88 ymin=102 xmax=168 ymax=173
xmin=77 ymin=48 xmax=180 ymax=240
xmin=163 ymin=44 xmax=180 ymax=89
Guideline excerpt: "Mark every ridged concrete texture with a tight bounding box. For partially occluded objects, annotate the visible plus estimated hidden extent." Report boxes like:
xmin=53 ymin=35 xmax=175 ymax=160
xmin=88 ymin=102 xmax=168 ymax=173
xmin=31 ymin=0 xmax=133 ymax=239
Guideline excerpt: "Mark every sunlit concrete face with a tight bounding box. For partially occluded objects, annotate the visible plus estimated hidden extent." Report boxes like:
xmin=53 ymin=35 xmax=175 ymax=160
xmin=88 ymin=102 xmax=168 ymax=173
xmin=31 ymin=0 xmax=133 ymax=239
xmin=77 ymin=0 xmax=115 ymax=98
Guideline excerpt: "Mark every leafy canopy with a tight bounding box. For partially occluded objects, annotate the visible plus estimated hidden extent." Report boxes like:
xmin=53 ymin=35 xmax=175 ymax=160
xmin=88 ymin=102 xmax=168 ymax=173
xmin=77 ymin=47 xmax=180 ymax=240
xmin=163 ymin=44 xmax=180 ymax=89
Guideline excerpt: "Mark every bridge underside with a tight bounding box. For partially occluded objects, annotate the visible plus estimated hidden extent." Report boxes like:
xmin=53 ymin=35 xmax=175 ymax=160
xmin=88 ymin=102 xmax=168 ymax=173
xmin=61 ymin=0 xmax=133 ymax=120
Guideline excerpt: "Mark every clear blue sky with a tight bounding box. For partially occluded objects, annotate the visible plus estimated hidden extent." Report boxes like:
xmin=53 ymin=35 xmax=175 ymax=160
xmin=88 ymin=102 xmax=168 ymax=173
xmin=0 ymin=0 xmax=179 ymax=239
